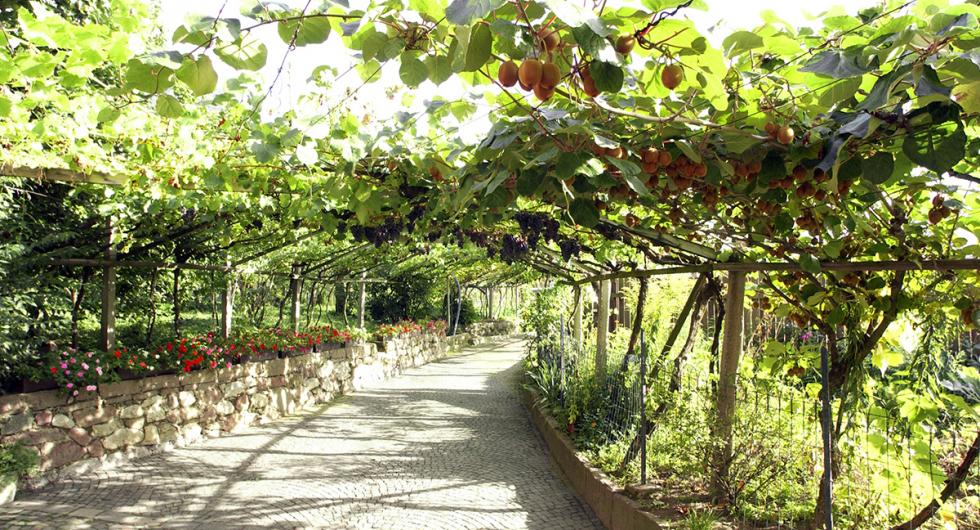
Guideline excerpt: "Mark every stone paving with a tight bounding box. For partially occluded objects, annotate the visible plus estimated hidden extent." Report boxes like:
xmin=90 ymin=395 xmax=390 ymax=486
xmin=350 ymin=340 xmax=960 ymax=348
xmin=0 ymin=339 xmax=602 ymax=529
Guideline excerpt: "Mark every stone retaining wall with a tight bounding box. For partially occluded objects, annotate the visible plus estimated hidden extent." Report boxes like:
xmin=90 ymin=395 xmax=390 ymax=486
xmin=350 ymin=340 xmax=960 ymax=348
xmin=520 ymin=386 xmax=661 ymax=530
xmin=465 ymin=319 xmax=517 ymax=337
xmin=0 ymin=332 xmax=472 ymax=485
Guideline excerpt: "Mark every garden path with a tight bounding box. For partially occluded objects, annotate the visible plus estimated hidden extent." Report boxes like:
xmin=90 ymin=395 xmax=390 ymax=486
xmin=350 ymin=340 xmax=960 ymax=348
xmin=1 ymin=339 xmax=601 ymax=529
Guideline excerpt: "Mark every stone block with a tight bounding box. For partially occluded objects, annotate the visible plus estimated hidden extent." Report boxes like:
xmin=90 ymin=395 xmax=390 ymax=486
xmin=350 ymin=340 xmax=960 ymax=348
xmin=196 ymin=386 xmax=222 ymax=406
xmin=91 ymin=418 xmax=122 ymax=438
xmin=102 ymin=427 xmax=143 ymax=451
xmin=182 ymin=406 xmax=200 ymax=421
xmin=98 ymin=379 xmax=142 ymax=398
xmin=34 ymin=410 xmax=53 ymax=426
xmin=73 ymin=406 xmax=115 ymax=428
xmin=232 ymin=394 xmax=248 ymax=413
xmin=181 ymin=422 xmax=202 ymax=444
xmin=1 ymin=412 xmax=33 ymax=435
xmin=51 ymin=413 xmax=75 ymax=429
xmin=222 ymin=381 xmax=246 ymax=398
xmin=25 ymin=428 xmax=67 ymax=446
xmin=177 ymin=391 xmax=196 ymax=408
xmin=45 ymin=441 xmax=86 ymax=469
xmin=126 ymin=417 xmax=145 ymax=431
xmin=118 ymin=404 xmax=144 ymax=419
xmin=142 ymin=424 xmax=160 ymax=445
xmin=68 ymin=427 xmax=92 ymax=447
xmin=166 ymin=393 xmax=180 ymax=409
xmin=214 ymin=400 xmax=234 ymax=416
xmin=158 ymin=423 xmax=178 ymax=443
xmin=250 ymin=393 xmax=269 ymax=411
xmin=86 ymin=440 xmax=104 ymax=458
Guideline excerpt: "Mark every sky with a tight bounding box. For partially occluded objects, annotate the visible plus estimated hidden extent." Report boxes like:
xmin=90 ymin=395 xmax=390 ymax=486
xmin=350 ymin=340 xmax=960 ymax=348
xmin=157 ymin=0 xmax=885 ymax=143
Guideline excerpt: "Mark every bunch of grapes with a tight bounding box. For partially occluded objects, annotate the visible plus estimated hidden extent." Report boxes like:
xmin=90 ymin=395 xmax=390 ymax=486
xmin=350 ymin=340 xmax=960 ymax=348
xmin=500 ymin=234 xmax=530 ymax=264
xmin=558 ymin=238 xmax=582 ymax=262
xmin=406 ymin=204 xmax=426 ymax=233
xmin=513 ymin=211 xmax=560 ymax=250
xmin=351 ymin=217 xmax=405 ymax=248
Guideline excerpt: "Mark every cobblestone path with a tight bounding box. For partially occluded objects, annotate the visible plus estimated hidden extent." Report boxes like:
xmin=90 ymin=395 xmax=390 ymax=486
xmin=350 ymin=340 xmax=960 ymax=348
xmin=1 ymin=339 xmax=601 ymax=529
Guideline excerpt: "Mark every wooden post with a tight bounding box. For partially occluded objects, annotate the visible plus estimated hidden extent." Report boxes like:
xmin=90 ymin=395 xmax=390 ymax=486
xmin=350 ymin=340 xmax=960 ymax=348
xmin=289 ymin=265 xmax=302 ymax=333
xmin=573 ymin=285 xmax=583 ymax=351
xmin=220 ymin=266 xmax=234 ymax=339
xmin=99 ymin=221 xmax=116 ymax=352
xmin=712 ymin=270 xmax=747 ymax=498
xmin=357 ymin=271 xmax=366 ymax=328
xmin=596 ymin=279 xmax=610 ymax=382
xmin=488 ymin=287 xmax=495 ymax=320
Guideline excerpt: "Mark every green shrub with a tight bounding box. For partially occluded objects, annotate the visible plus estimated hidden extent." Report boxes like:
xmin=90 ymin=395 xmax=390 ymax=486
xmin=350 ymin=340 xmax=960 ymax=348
xmin=0 ymin=443 xmax=39 ymax=479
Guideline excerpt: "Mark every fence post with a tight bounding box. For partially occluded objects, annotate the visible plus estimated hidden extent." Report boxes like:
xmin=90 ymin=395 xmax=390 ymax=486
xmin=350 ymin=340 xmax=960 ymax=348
xmin=640 ymin=328 xmax=647 ymax=485
xmin=220 ymin=264 xmax=234 ymax=339
xmin=573 ymin=285 xmax=583 ymax=351
xmin=820 ymin=343 xmax=835 ymax=529
xmin=99 ymin=219 xmax=116 ymax=352
xmin=559 ymin=319 xmax=566 ymax=403
xmin=289 ymin=264 xmax=302 ymax=333
xmin=596 ymin=279 xmax=610 ymax=382
xmin=357 ymin=271 xmax=366 ymax=328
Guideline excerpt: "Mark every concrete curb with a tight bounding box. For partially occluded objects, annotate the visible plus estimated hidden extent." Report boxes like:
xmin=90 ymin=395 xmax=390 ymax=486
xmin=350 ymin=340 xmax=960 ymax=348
xmin=519 ymin=386 xmax=662 ymax=530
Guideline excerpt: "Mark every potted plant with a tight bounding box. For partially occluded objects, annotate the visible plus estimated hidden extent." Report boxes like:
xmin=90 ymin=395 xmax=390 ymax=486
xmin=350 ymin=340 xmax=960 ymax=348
xmin=0 ymin=442 xmax=39 ymax=505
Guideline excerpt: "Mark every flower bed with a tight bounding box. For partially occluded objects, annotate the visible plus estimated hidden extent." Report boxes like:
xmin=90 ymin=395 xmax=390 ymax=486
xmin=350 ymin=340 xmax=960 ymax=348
xmin=16 ymin=325 xmax=364 ymax=397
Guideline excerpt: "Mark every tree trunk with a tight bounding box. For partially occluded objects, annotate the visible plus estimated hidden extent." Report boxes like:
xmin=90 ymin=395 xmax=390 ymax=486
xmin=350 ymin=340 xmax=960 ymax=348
xmin=711 ymin=270 xmax=746 ymax=500
xmin=889 ymin=430 xmax=980 ymax=530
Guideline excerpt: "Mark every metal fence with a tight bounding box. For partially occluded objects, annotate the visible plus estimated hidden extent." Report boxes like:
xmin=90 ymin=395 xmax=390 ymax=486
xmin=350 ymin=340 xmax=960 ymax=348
xmin=527 ymin=287 xmax=980 ymax=529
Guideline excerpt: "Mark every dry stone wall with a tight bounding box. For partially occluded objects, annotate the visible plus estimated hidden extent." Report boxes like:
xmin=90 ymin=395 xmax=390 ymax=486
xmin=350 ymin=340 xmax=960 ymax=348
xmin=0 ymin=332 xmax=471 ymax=484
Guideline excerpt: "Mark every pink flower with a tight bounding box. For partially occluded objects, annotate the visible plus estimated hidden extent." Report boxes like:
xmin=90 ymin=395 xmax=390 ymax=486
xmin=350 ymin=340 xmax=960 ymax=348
xmin=226 ymin=362 xmax=232 ymax=369
xmin=66 ymin=382 xmax=74 ymax=389
xmin=77 ymin=371 xmax=84 ymax=378
xmin=72 ymin=390 xmax=79 ymax=396
xmin=82 ymin=362 xmax=89 ymax=370
xmin=87 ymin=352 xmax=93 ymax=358
xmin=70 ymin=357 xmax=76 ymax=364
xmin=60 ymin=362 xmax=68 ymax=369
xmin=96 ymin=367 xmax=103 ymax=375
xmin=85 ymin=385 xmax=97 ymax=392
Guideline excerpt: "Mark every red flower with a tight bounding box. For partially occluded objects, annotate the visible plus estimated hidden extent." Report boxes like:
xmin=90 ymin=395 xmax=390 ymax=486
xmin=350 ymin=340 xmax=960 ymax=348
xmin=114 ymin=350 xmax=121 ymax=359
xmin=50 ymin=366 xmax=57 ymax=373
xmin=166 ymin=343 xmax=173 ymax=352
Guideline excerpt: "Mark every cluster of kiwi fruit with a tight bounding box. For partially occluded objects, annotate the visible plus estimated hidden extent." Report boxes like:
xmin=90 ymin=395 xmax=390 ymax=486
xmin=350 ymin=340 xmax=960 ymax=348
xmin=928 ymin=194 xmax=953 ymax=224
xmin=497 ymin=28 xmax=562 ymax=100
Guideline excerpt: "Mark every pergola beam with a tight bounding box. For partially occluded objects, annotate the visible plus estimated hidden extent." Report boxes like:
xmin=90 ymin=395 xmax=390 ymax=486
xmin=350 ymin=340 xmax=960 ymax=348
xmin=572 ymin=259 xmax=980 ymax=285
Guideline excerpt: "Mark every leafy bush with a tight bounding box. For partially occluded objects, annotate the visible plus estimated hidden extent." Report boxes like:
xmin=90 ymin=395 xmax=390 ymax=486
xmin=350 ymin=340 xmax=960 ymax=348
xmin=0 ymin=442 xmax=39 ymax=479
xmin=367 ymin=269 xmax=439 ymax=324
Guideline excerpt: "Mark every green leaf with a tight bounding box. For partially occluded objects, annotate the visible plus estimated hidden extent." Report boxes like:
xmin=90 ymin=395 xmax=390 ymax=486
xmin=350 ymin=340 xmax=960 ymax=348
xmin=446 ymin=0 xmax=505 ymax=25
xmin=215 ymin=36 xmax=268 ymax=70
xmin=569 ymin=198 xmax=600 ymax=227
xmin=952 ymin=80 xmax=980 ymax=114
xmin=800 ymin=49 xmax=872 ymax=79
xmin=818 ymin=77 xmax=862 ymax=107
xmin=861 ymin=152 xmax=894 ymax=185
xmin=798 ymin=254 xmax=821 ymax=274
xmin=675 ymin=141 xmax=701 ymax=163
xmin=124 ymin=59 xmax=174 ymax=94
xmin=721 ymin=31 xmax=763 ymax=57
xmin=543 ymin=0 xmax=609 ymax=36
xmin=176 ymin=55 xmax=218 ymax=96
xmin=0 ymin=96 xmax=10 ymax=117
xmin=425 ymin=55 xmax=453 ymax=85
xmin=463 ymin=23 xmax=492 ymax=72
xmin=97 ymin=106 xmax=120 ymax=123
xmin=399 ymin=54 xmax=428 ymax=87
xmin=571 ymin=25 xmax=607 ymax=56
xmin=590 ymin=61 xmax=623 ymax=93
xmin=155 ymin=94 xmax=184 ymax=118
xmin=277 ymin=15 xmax=331 ymax=46
xmin=517 ymin=169 xmax=545 ymax=196
xmin=901 ymin=121 xmax=967 ymax=173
